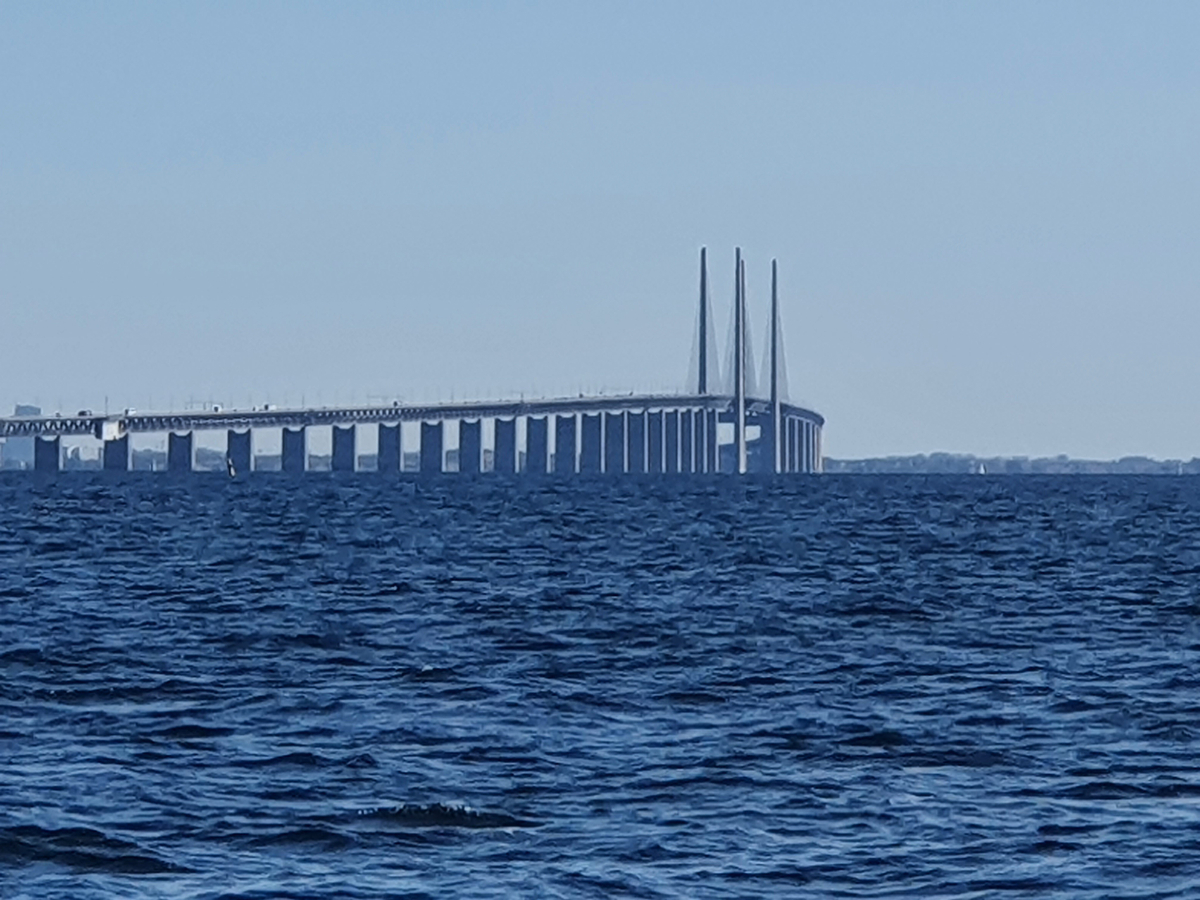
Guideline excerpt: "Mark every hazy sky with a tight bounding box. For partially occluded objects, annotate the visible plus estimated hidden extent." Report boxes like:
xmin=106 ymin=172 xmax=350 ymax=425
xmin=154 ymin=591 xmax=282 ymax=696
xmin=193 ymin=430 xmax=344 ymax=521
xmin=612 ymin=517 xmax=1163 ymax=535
xmin=3 ymin=2 xmax=1199 ymax=459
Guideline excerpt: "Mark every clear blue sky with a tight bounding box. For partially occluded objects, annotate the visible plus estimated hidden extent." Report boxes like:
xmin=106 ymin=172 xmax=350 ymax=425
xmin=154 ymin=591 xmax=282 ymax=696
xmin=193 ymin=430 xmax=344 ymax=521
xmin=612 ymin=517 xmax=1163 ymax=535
xmin=3 ymin=1 xmax=1199 ymax=459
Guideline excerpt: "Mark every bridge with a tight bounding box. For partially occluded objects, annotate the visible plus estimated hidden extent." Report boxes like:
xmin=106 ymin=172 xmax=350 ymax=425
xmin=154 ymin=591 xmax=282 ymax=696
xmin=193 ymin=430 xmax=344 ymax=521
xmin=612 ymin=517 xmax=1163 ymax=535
xmin=1 ymin=248 xmax=824 ymax=475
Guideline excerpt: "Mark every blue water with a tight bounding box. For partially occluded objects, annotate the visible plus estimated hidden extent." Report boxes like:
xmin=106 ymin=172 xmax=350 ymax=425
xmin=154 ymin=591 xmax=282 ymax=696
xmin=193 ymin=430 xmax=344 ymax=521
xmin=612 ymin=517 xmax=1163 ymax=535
xmin=2 ymin=474 xmax=1200 ymax=898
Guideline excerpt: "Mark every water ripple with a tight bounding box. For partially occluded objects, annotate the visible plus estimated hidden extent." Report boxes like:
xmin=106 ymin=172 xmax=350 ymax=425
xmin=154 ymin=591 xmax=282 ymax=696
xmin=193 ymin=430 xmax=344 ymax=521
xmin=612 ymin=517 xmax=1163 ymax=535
xmin=2 ymin=473 xmax=1200 ymax=897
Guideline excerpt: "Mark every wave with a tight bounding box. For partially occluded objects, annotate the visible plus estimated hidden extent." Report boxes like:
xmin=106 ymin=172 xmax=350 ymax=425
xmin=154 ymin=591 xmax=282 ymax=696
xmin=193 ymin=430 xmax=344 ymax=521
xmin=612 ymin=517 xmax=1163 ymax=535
xmin=354 ymin=803 xmax=540 ymax=829
xmin=0 ymin=825 xmax=187 ymax=874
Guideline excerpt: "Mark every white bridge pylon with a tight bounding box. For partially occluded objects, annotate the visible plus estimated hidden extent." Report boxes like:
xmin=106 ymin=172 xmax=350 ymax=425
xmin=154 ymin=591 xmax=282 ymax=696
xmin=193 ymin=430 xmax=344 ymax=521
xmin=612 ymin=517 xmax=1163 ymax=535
xmin=690 ymin=247 xmax=799 ymax=474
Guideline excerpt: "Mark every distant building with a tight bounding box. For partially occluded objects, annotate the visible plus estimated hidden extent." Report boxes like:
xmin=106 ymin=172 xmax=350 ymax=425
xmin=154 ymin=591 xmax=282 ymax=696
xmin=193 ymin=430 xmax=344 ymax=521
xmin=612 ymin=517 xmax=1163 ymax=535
xmin=1 ymin=405 xmax=40 ymax=469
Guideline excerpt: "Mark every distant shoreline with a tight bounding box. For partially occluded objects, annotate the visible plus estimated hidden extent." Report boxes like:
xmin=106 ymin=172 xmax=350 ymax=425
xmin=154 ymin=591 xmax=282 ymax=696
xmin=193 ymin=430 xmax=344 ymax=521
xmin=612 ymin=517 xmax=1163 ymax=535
xmin=826 ymin=454 xmax=1197 ymax=475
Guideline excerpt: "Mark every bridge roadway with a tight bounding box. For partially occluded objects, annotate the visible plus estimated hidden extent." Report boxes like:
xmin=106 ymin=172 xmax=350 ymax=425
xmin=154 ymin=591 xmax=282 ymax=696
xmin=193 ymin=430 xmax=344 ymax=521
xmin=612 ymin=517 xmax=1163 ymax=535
xmin=0 ymin=392 xmax=824 ymax=475
xmin=0 ymin=393 xmax=746 ymax=438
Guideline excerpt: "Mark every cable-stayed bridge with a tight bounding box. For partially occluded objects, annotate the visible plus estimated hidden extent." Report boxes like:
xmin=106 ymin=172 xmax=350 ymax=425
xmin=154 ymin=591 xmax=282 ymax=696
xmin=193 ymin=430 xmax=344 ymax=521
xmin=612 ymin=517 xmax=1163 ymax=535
xmin=1 ymin=249 xmax=824 ymax=475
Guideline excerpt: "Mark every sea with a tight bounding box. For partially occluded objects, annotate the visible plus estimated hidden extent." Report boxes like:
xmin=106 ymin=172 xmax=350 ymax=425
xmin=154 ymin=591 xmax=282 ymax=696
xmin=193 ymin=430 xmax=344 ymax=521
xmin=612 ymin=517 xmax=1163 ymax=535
xmin=2 ymin=473 xmax=1199 ymax=899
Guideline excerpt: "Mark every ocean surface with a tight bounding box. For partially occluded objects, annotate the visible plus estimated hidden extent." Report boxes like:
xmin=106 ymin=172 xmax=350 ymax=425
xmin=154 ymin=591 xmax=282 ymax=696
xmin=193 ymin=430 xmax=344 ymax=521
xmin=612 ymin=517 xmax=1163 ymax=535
xmin=2 ymin=474 xmax=1200 ymax=899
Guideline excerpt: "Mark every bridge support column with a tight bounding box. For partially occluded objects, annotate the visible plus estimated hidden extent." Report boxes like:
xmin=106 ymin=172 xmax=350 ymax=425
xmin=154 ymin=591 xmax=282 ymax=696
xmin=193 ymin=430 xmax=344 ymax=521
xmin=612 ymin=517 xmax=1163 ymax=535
xmin=493 ymin=419 xmax=515 ymax=473
xmin=706 ymin=410 xmax=718 ymax=473
xmin=420 ymin=421 xmax=443 ymax=474
xmin=790 ymin=419 xmax=800 ymax=473
xmin=680 ymin=410 xmax=694 ymax=473
xmin=772 ymin=416 xmax=782 ymax=475
xmin=525 ymin=417 xmax=547 ymax=474
xmin=378 ymin=424 xmax=401 ymax=472
xmin=580 ymin=414 xmax=601 ymax=473
xmin=282 ymin=427 xmax=305 ymax=473
xmin=627 ymin=411 xmax=646 ymax=473
xmin=604 ymin=412 xmax=625 ymax=474
xmin=227 ymin=430 xmax=251 ymax=474
xmin=34 ymin=436 xmax=59 ymax=473
xmin=664 ymin=411 xmax=679 ymax=474
xmin=554 ymin=415 xmax=576 ymax=473
xmin=647 ymin=411 xmax=663 ymax=473
xmin=690 ymin=411 xmax=703 ymax=472
xmin=777 ymin=415 xmax=787 ymax=472
xmin=281 ymin=428 xmax=305 ymax=473
xmin=332 ymin=426 xmax=355 ymax=472
xmin=168 ymin=432 xmax=193 ymax=472
xmin=778 ymin=418 xmax=787 ymax=473
xmin=801 ymin=421 xmax=812 ymax=473
xmin=103 ymin=435 xmax=129 ymax=471
xmin=459 ymin=420 xmax=481 ymax=473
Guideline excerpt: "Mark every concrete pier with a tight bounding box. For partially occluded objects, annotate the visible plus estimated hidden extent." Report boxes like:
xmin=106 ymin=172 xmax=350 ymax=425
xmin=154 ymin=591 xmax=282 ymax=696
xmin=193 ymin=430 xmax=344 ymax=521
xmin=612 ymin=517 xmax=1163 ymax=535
xmin=664 ymin=411 xmax=679 ymax=474
xmin=34 ymin=436 xmax=59 ymax=473
xmin=700 ymin=412 xmax=710 ymax=475
xmin=281 ymin=428 xmax=305 ymax=473
xmin=493 ymin=418 xmax=516 ymax=474
xmin=168 ymin=432 xmax=193 ymax=472
xmin=764 ymin=417 xmax=778 ymax=474
xmin=377 ymin=423 xmax=401 ymax=473
xmin=227 ymin=430 xmax=252 ymax=475
xmin=647 ymin=411 xmax=663 ymax=473
xmin=459 ymin=420 xmax=481 ymax=473
xmin=779 ymin=418 xmax=788 ymax=473
xmin=689 ymin=411 xmax=702 ymax=472
xmin=680 ymin=410 xmax=694 ymax=473
xmin=103 ymin=435 xmax=129 ymax=471
xmin=420 ymin=421 xmax=443 ymax=474
xmin=580 ymin=414 xmax=601 ymax=473
xmin=332 ymin=426 xmax=356 ymax=472
xmin=554 ymin=415 xmax=576 ymax=473
xmin=525 ymin=416 xmax=548 ymax=474
xmin=627 ymin=411 xmax=646 ymax=474
xmin=604 ymin=412 xmax=625 ymax=474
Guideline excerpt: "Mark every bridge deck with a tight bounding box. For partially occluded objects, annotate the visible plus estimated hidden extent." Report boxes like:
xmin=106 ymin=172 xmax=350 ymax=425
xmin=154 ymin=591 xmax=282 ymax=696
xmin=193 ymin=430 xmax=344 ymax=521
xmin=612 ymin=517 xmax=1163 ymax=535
xmin=0 ymin=394 xmax=823 ymax=439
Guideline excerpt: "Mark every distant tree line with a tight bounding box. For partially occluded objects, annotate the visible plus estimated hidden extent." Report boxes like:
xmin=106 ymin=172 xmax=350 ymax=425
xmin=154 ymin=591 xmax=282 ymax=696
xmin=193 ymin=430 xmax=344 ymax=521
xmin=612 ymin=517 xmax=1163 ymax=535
xmin=824 ymin=453 xmax=1200 ymax=475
